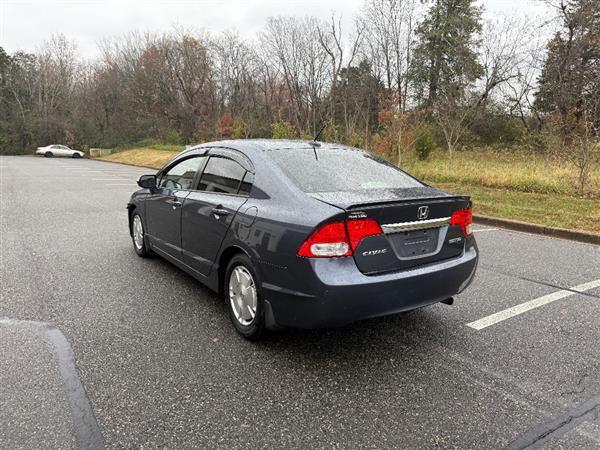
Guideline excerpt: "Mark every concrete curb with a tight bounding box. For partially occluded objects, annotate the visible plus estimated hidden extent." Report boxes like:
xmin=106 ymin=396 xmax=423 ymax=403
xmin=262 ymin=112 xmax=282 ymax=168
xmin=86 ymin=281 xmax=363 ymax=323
xmin=92 ymin=157 xmax=158 ymax=170
xmin=474 ymin=214 xmax=600 ymax=246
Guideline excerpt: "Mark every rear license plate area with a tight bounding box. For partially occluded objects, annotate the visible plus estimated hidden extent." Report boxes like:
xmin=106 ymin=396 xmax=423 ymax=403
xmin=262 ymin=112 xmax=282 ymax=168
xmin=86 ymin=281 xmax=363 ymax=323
xmin=391 ymin=228 xmax=439 ymax=258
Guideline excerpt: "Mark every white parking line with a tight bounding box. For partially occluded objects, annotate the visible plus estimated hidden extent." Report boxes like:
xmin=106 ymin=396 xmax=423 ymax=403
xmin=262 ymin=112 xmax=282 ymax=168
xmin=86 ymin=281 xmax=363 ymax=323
xmin=106 ymin=172 xmax=141 ymax=175
xmin=467 ymin=278 xmax=600 ymax=330
xmin=92 ymin=178 xmax=124 ymax=181
xmin=105 ymin=183 xmax=138 ymax=186
xmin=472 ymin=228 xmax=498 ymax=233
xmin=96 ymin=172 xmax=135 ymax=176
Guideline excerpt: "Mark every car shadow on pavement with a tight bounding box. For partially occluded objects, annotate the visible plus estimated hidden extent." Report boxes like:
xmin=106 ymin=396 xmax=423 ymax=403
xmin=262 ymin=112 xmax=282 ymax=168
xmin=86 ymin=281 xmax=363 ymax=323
xmin=148 ymin=253 xmax=453 ymax=369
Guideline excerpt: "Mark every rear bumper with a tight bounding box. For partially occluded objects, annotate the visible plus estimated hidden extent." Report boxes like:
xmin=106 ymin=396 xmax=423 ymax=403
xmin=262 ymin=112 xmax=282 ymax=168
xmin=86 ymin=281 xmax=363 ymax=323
xmin=262 ymin=244 xmax=478 ymax=329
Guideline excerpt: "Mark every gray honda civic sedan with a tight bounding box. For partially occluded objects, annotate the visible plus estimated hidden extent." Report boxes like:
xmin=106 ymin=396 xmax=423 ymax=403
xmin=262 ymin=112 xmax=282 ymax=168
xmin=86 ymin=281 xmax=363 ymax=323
xmin=127 ymin=140 xmax=478 ymax=339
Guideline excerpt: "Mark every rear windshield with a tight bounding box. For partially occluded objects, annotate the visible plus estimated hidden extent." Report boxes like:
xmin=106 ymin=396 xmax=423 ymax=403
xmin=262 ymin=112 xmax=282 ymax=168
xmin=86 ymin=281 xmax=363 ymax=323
xmin=267 ymin=147 xmax=424 ymax=193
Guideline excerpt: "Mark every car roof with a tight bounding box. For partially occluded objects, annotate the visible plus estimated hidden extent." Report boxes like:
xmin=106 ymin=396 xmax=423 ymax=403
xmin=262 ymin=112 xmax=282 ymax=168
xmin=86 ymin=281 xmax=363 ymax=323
xmin=188 ymin=139 xmax=351 ymax=156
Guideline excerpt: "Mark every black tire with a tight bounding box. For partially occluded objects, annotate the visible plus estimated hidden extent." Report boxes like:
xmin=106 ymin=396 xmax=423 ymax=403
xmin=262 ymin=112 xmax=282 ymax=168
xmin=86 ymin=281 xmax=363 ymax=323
xmin=131 ymin=212 xmax=150 ymax=257
xmin=225 ymin=254 xmax=266 ymax=340
xmin=72 ymin=153 xmax=81 ymax=158
xmin=44 ymin=151 xmax=53 ymax=158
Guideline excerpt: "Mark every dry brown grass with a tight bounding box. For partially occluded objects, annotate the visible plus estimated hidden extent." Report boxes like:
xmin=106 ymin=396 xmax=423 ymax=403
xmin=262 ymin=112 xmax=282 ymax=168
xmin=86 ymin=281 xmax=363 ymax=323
xmin=435 ymin=182 xmax=600 ymax=234
xmin=98 ymin=148 xmax=179 ymax=169
xmin=401 ymin=149 xmax=600 ymax=233
xmin=402 ymin=148 xmax=600 ymax=198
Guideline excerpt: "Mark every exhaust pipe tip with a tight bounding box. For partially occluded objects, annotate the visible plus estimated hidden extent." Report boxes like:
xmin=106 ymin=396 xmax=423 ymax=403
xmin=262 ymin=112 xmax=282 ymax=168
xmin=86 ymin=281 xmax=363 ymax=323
xmin=441 ymin=297 xmax=454 ymax=306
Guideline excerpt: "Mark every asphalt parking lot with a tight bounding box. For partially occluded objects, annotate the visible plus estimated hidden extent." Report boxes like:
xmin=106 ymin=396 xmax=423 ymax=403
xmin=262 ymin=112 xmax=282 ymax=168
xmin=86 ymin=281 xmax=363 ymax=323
xmin=1 ymin=155 xmax=599 ymax=449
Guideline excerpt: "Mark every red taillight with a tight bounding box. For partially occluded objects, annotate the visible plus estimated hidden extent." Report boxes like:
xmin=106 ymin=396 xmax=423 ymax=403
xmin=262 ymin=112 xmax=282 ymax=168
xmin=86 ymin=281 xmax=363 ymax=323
xmin=297 ymin=219 xmax=383 ymax=258
xmin=346 ymin=219 xmax=383 ymax=250
xmin=450 ymin=207 xmax=473 ymax=236
xmin=297 ymin=222 xmax=351 ymax=257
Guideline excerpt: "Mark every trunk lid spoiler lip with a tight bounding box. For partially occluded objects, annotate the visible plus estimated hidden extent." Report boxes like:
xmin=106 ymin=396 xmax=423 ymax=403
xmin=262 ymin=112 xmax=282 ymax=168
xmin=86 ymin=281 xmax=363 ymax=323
xmin=309 ymin=190 xmax=470 ymax=211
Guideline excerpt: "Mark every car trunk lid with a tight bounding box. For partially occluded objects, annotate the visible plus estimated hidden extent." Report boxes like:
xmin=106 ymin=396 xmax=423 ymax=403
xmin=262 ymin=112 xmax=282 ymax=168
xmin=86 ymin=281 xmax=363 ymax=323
xmin=310 ymin=190 xmax=471 ymax=274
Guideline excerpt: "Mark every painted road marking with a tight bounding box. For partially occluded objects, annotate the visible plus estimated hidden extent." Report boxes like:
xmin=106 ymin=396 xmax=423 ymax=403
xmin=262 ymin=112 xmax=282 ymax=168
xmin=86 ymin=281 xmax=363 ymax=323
xmin=106 ymin=172 xmax=143 ymax=175
xmin=105 ymin=183 xmax=138 ymax=186
xmin=472 ymin=228 xmax=498 ymax=233
xmin=467 ymin=278 xmax=600 ymax=330
xmin=97 ymin=171 xmax=138 ymax=175
xmin=0 ymin=319 xmax=105 ymax=448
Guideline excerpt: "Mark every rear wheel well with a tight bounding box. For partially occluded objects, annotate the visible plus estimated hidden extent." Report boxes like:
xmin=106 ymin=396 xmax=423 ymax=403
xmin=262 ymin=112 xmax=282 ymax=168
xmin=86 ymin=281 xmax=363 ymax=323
xmin=218 ymin=247 xmax=247 ymax=297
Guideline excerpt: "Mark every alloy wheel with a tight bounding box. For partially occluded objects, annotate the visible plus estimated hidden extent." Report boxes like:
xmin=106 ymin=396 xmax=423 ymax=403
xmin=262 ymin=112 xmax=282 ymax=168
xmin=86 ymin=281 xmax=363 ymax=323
xmin=133 ymin=215 xmax=144 ymax=250
xmin=229 ymin=266 xmax=257 ymax=326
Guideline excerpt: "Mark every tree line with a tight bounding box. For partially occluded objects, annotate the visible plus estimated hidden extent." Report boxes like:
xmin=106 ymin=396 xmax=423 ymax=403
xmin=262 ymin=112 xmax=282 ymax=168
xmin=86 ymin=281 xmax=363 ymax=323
xmin=0 ymin=0 xmax=598 ymax=185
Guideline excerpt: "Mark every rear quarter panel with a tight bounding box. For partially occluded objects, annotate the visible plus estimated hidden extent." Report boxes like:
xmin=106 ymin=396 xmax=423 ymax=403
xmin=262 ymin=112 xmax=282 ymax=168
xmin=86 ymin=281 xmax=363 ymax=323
xmin=218 ymin=149 xmax=345 ymax=292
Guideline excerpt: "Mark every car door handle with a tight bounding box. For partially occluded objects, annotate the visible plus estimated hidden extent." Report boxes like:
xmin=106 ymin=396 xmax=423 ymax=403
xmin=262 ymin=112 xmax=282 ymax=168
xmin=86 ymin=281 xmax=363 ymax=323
xmin=167 ymin=199 xmax=182 ymax=207
xmin=211 ymin=207 xmax=230 ymax=217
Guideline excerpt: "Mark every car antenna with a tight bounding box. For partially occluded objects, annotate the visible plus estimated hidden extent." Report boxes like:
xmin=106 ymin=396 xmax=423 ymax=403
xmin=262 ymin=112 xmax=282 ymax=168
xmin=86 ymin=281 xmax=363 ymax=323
xmin=311 ymin=123 xmax=326 ymax=144
xmin=310 ymin=123 xmax=326 ymax=160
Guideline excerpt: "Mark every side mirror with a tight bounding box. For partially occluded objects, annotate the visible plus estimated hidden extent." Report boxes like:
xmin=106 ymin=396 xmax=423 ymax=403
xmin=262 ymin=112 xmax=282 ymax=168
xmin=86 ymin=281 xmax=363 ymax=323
xmin=137 ymin=175 xmax=156 ymax=189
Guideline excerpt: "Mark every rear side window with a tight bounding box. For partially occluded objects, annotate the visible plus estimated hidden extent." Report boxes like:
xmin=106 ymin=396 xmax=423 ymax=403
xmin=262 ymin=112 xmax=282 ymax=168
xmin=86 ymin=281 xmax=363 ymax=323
xmin=198 ymin=156 xmax=249 ymax=195
xmin=267 ymin=148 xmax=423 ymax=193
xmin=238 ymin=172 xmax=254 ymax=196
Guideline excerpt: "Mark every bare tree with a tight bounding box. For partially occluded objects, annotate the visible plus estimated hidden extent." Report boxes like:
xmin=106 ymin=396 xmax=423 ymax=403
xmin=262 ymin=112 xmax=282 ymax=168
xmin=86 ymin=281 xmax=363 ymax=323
xmin=260 ymin=16 xmax=331 ymax=135
xmin=317 ymin=13 xmax=364 ymax=140
xmin=358 ymin=0 xmax=420 ymax=110
xmin=161 ymin=29 xmax=215 ymax=140
xmin=35 ymin=35 xmax=79 ymax=142
xmin=433 ymin=14 xmax=547 ymax=164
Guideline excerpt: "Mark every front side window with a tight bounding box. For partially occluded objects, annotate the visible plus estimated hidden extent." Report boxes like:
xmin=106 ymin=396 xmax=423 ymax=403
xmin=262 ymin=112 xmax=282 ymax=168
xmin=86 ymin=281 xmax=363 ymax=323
xmin=197 ymin=156 xmax=247 ymax=194
xmin=160 ymin=156 xmax=204 ymax=190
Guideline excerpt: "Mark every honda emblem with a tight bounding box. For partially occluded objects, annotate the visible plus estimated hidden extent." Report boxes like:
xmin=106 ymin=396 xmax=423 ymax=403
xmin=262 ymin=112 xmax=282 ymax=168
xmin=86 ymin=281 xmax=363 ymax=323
xmin=417 ymin=206 xmax=429 ymax=220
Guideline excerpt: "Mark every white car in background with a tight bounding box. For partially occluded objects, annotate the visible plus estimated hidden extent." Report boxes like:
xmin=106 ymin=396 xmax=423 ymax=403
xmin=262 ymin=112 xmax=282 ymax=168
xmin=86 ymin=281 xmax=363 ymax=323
xmin=36 ymin=144 xmax=85 ymax=158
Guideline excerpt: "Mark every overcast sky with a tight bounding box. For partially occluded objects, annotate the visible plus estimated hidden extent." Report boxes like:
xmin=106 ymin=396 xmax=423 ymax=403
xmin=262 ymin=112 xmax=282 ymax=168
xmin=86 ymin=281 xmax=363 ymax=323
xmin=1 ymin=0 xmax=552 ymax=59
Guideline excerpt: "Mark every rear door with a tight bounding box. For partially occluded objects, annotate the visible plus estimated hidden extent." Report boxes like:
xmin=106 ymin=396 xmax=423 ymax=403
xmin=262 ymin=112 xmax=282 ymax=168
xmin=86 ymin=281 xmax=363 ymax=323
xmin=145 ymin=155 xmax=206 ymax=260
xmin=181 ymin=149 xmax=254 ymax=276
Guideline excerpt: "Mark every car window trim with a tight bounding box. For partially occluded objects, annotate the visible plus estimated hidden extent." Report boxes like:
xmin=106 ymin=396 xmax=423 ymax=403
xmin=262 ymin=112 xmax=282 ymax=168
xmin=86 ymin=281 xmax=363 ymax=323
xmin=190 ymin=155 xmax=209 ymax=191
xmin=208 ymin=147 xmax=254 ymax=174
xmin=192 ymin=189 xmax=248 ymax=199
xmin=194 ymin=154 xmax=255 ymax=197
xmin=158 ymin=149 xmax=208 ymax=177
xmin=157 ymin=153 xmax=207 ymax=190
xmin=196 ymin=155 xmax=244 ymax=196
xmin=237 ymin=171 xmax=254 ymax=197
xmin=155 ymin=148 xmax=254 ymax=196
